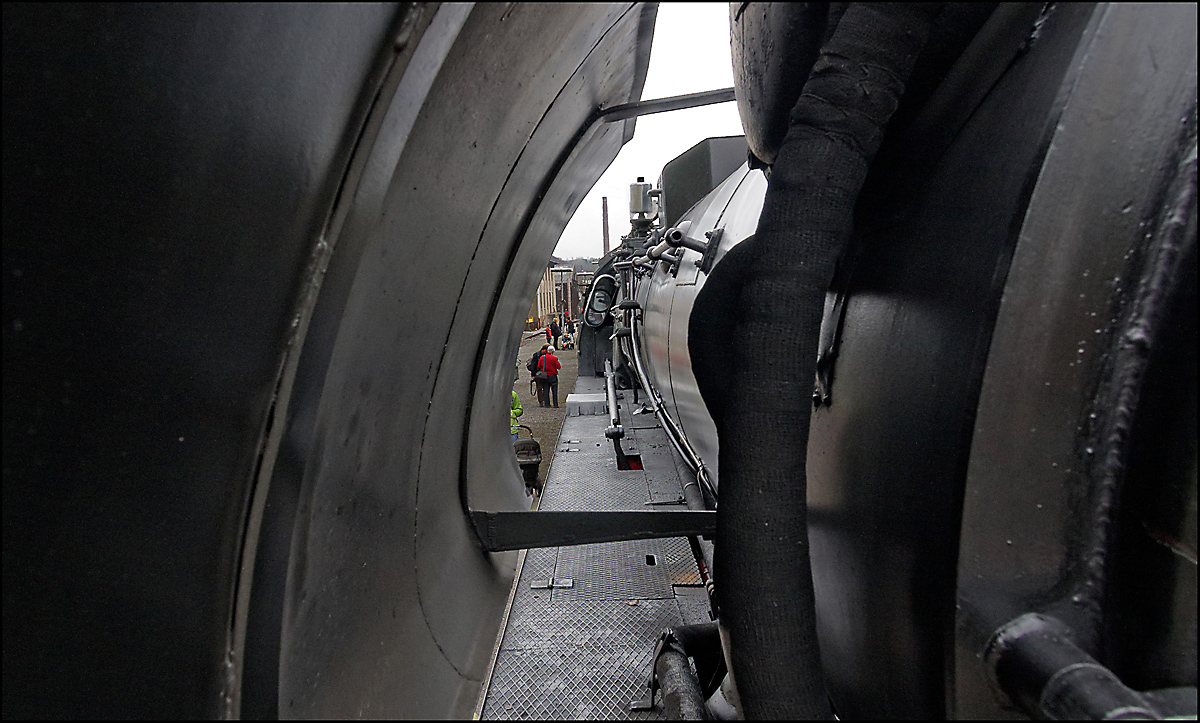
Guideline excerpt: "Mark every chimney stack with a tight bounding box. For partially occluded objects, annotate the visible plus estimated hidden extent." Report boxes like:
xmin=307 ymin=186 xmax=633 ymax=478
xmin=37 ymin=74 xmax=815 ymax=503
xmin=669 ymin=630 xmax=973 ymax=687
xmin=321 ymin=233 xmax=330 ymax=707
xmin=601 ymin=196 xmax=610 ymax=255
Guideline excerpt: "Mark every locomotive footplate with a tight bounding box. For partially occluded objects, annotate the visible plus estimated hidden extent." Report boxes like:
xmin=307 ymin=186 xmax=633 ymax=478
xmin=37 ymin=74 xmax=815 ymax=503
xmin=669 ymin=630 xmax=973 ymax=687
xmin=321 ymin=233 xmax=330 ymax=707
xmin=475 ymin=377 xmax=712 ymax=720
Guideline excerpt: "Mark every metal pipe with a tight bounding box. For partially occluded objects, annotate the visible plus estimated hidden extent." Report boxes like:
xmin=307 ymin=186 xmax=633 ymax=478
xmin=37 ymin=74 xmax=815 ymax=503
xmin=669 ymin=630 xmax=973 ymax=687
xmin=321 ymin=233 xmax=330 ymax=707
xmin=985 ymin=613 xmax=1165 ymax=720
xmin=604 ymin=359 xmax=621 ymax=432
xmin=625 ymin=316 xmax=717 ymax=502
xmin=665 ymin=227 xmax=708 ymax=255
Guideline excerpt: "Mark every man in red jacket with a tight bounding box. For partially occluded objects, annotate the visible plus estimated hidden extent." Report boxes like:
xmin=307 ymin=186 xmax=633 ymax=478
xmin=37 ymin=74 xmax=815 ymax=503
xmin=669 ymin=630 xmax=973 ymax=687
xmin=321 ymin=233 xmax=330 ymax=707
xmin=539 ymin=346 xmax=562 ymax=407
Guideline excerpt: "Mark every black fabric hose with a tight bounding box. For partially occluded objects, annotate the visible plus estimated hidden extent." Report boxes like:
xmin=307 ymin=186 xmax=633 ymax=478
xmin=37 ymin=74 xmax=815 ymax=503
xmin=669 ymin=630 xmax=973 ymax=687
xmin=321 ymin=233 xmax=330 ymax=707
xmin=689 ymin=3 xmax=942 ymax=718
xmin=657 ymin=648 xmax=709 ymax=720
xmin=653 ymin=623 xmax=727 ymax=720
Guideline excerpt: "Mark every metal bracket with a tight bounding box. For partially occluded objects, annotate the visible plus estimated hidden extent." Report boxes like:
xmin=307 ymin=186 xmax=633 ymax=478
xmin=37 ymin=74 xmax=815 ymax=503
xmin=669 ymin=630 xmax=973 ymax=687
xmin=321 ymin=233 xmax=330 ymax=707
xmin=529 ymin=578 xmax=574 ymax=590
xmin=629 ymin=631 xmax=671 ymax=712
xmin=470 ymin=510 xmax=716 ymax=552
xmin=814 ymin=255 xmax=854 ymax=406
xmin=697 ymin=227 xmax=723 ymax=274
xmin=599 ymin=87 xmax=735 ymax=123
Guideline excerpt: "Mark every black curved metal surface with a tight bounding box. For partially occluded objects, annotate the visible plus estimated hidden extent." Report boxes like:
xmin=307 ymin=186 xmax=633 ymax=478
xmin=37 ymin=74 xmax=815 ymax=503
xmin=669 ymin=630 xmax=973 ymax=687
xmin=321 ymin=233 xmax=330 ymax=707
xmin=3 ymin=2 xmax=657 ymax=718
xmin=954 ymin=3 xmax=1198 ymax=716
xmin=632 ymin=2 xmax=1195 ymax=719
xmin=4 ymin=4 xmax=402 ymax=717
xmin=801 ymin=5 xmax=1107 ymax=717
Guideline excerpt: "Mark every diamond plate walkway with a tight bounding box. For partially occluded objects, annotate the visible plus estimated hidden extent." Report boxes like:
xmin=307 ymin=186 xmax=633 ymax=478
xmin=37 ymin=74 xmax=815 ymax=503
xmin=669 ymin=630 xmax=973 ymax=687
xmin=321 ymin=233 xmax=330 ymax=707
xmin=475 ymin=377 xmax=711 ymax=720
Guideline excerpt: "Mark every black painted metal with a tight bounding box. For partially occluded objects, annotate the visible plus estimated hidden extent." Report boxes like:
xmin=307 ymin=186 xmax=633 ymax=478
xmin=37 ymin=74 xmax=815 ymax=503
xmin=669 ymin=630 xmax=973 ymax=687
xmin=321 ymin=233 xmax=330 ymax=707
xmin=5 ymin=1 xmax=1194 ymax=718
xmin=470 ymin=511 xmax=716 ymax=553
xmin=954 ymin=3 xmax=1198 ymax=717
xmin=627 ymin=2 xmax=1195 ymax=720
xmin=799 ymin=4 xmax=1107 ymax=717
xmin=3 ymin=2 xmax=658 ymax=718
xmin=600 ymin=87 xmax=736 ymax=123
xmin=984 ymin=613 xmax=1170 ymax=720
xmin=3 ymin=4 xmax=402 ymax=718
xmin=658 ymin=137 xmax=749 ymax=230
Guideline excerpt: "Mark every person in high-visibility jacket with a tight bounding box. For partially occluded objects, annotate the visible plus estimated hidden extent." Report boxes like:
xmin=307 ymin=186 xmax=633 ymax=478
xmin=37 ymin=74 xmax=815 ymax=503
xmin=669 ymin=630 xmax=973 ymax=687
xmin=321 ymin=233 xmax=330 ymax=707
xmin=511 ymin=377 xmax=523 ymax=442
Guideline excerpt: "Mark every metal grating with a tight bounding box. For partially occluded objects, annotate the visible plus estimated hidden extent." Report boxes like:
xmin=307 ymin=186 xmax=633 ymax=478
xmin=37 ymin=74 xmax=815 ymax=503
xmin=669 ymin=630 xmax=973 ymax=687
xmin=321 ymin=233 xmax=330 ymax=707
xmin=551 ymin=537 xmax=699 ymax=601
xmin=480 ymin=378 xmax=707 ymax=720
xmin=552 ymin=540 xmax=671 ymax=601
xmin=499 ymin=599 xmax=682 ymax=652
xmin=672 ymin=586 xmax=713 ymax=626
xmin=481 ymin=646 xmax=664 ymax=721
xmin=519 ymin=546 xmax=559 ymax=584
xmin=657 ymin=536 xmax=702 ymax=588
xmin=540 ymin=433 xmax=650 ymax=512
xmin=542 ymin=467 xmax=649 ymax=511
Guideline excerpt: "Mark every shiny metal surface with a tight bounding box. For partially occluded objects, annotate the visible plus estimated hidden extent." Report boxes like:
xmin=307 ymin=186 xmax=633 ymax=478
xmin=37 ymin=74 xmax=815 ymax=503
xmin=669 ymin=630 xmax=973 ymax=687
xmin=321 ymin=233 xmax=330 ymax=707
xmin=955 ymin=3 xmax=1198 ymax=716
xmin=635 ymin=165 xmax=766 ymax=493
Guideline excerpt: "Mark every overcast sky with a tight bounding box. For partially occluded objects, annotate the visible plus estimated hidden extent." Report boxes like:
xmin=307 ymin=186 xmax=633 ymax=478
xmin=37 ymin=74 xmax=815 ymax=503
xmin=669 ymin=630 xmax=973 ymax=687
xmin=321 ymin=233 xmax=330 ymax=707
xmin=552 ymin=3 xmax=745 ymax=260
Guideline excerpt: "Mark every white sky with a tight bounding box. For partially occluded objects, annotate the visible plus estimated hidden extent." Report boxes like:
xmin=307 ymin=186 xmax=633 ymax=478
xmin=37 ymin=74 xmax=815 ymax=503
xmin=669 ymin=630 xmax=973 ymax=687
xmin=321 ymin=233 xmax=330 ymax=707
xmin=552 ymin=3 xmax=744 ymax=260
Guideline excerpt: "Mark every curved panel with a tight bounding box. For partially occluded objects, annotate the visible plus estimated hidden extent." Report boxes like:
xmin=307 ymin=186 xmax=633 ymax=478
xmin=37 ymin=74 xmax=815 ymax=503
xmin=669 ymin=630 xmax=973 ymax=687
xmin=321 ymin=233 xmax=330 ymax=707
xmin=2 ymin=4 xmax=401 ymax=718
xmin=275 ymin=4 xmax=654 ymax=718
xmin=663 ymin=167 xmax=763 ymax=488
xmin=3 ymin=2 xmax=657 ymax=718
xmin=802 ymin=5 xmax=1106 ymax=716
xmin=633 ymin=164 xmax=765 ymax=491
xmin=955 ymin=3 xmax=1198 ymax=716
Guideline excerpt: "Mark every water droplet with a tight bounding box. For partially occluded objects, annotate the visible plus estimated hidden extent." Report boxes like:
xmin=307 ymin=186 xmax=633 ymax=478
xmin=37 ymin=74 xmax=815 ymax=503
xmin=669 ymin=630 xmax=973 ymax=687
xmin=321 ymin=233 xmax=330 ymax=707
xmin=1006 ymin=539 xmax=1013 ymax=545
xmin=1089 ymin=413 xmax=1097 ymax=419
xmin=1037 ymin=504 xmax=1043 ymax=509
xmin=1085 ymin=446 xmax=1094 ymax=455
xmin=1051 ymin=462 xmax=1058 ymax=468
xmin=1045 ymin=381 xmax=1051 ymax=386
xmin=1094 ymin=328 xmax=1101 ymax=333
xmin=12 ymin=320 xmax=23 ymax=332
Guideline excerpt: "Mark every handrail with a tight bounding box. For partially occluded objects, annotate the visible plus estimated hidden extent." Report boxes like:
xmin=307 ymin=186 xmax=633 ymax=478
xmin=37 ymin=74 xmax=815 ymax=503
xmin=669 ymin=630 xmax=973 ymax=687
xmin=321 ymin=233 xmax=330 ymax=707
xmin=625 ymin=306 xmax=717 ymax=503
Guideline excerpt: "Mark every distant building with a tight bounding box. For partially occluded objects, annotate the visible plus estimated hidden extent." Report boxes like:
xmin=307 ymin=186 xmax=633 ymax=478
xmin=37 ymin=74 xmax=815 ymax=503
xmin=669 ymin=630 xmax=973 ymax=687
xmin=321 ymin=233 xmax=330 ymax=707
xmin=526 ymin=256 xmax=598 ymax=329
xmin=527 ymin=256 xmax=563 ymax=329
xmin=574 ymin=271 xmax=594 ymax=318
xmin=566 ymin=258 xmax=599 ymax=319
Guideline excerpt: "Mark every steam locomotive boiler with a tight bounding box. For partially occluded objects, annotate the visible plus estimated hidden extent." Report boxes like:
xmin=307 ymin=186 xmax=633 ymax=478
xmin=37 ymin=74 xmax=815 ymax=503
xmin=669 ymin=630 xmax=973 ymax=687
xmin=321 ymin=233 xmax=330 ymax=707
xmin=3 ymin=1 xmax=1195 ymax=720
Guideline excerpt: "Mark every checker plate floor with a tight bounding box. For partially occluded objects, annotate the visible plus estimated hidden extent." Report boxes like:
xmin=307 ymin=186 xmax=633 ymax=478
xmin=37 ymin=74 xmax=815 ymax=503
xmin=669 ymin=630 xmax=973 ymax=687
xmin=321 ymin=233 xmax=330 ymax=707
xmin=477 ymin=387 xmax=709 ymax=719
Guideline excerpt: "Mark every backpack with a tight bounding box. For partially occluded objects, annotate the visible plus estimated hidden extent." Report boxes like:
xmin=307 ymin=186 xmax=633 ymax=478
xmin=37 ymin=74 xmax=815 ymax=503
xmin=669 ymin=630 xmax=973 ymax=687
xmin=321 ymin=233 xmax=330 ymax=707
xmin=526 ymin=352 xmax=540 ymax=374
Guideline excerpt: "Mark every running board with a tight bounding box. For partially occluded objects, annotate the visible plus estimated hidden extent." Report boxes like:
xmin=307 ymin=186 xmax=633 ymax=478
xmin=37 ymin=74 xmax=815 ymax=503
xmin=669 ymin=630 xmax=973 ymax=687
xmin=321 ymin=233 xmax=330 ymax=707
xmin=470 ymin=510 xmax=715 ymax=552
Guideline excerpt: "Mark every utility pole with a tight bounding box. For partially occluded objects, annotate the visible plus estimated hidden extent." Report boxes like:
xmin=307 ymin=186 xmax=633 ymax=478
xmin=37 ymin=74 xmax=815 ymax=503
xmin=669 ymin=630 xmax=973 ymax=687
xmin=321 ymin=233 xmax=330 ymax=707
xmin=601 ymin=196 xmax=610 ymax=255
